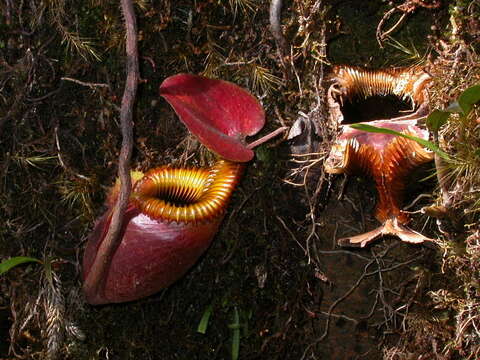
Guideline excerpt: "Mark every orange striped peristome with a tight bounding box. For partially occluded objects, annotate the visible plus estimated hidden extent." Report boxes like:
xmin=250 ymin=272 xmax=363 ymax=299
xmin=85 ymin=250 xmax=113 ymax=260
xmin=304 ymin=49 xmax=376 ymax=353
xmin=330 ymin=66 xmax=431 ymax=106
xmin=129 ymin=159 xmax=243 ymax=224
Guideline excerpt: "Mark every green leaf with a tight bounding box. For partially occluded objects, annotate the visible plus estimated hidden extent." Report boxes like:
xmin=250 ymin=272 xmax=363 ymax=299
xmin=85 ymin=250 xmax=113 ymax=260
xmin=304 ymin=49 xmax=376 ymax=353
xmin=197 ymin=305 xmax=213 ymax=334
xmin=0 ymin=256 xmax=42 ymax=275
xmin=349 ymin=123 xmax=450 ymax=160
xmin=426 ymin=110 xmax=450 ymax=132
xmin=231 ymin=307 xmax=240 ymax=360
xmin=458 ymin=84 xmax=480 ymax=116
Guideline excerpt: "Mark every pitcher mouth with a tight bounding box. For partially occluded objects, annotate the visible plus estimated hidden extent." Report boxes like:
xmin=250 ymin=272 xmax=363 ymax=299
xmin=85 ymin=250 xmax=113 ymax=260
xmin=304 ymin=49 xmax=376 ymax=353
xmin=325 ymin=65 xmax=433 ymax=176
xmin=328 ymin=66 xmax=432 ymax=125
xmin=130 ymin=159 xmax=244 ymax=224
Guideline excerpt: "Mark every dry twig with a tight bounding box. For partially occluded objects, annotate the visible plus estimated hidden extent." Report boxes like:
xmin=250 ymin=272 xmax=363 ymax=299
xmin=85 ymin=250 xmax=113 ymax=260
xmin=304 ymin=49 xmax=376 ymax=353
xmin=61 ymin=77 xmax=110 ymax=89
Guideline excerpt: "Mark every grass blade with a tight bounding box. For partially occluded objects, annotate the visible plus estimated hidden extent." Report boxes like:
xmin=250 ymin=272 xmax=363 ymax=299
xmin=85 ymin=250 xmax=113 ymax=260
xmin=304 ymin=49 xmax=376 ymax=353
xmin=0 ymin=256 xmax=42 ymax=275
xmin=349 ymin=123 xmax=450 ymax=160
xmin=197 ymin=304 xmax=213 ymax=334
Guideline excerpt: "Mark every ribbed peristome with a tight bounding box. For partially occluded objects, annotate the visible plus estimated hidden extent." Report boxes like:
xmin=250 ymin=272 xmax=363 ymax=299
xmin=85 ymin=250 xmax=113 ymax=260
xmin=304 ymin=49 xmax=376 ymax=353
xmin=130 ymin=159 xmax=243 ymax=224
xmin=331 ymin=65 xmax=431 ymax=105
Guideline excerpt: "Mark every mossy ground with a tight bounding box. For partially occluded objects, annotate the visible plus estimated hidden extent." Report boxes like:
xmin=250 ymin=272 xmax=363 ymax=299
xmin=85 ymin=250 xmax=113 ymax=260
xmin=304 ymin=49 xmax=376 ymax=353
xmin=1 ymin=1 xmax=479 ymax=359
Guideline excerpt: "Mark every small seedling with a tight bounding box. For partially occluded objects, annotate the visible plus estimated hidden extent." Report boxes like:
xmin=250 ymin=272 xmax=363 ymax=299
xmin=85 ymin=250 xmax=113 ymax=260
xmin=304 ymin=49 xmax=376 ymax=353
xmin=229 ymin=307 xmax=241 ymax=360
xmin=197 ymin=304 xmax=213 ymax=335
xmin=196 ymin=303 xmax=251 ymax=360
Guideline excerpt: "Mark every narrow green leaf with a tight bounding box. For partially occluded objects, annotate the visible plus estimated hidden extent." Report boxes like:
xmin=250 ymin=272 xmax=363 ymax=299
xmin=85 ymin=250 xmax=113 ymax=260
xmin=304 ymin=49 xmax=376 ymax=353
xmin=0 ymin=256 xmax=42 ymax=275
xmin=426 ymin=110 xmax=450 ymax=132
xmin=231 ymin=307 xmax=240 ymax=360
xmin=197 ymin=305 xmax=213 ymax=334
xmin=349 ymin=123 xmax=450 ymax=160
xmin=458 ymin=84 xmax=480 ymax=116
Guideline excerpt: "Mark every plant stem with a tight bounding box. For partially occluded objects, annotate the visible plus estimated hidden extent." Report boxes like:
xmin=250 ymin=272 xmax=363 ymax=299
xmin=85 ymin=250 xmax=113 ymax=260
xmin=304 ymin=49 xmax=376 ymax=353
xmin=83 ymin=0 xmax=138 ymax=302
xmin=246 ymin=126 xmax=288 ymax=149
xmin=269 ymin=0 xmax=287 ymax=53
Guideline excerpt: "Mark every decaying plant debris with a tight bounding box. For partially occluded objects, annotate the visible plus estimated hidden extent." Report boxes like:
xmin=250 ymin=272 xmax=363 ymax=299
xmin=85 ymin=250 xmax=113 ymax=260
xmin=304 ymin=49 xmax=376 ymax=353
xmin=1 ymin=0 xmax=479 ymax=359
